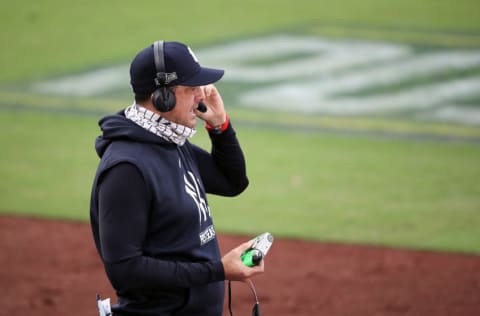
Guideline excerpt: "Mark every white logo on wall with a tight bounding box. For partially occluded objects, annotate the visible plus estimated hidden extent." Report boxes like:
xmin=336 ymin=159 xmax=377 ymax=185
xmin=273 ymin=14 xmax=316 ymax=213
xmin=197 ymin=35 xmax=480 ymax=124
xmin=30 ymin=35 xmax=480 ymax=125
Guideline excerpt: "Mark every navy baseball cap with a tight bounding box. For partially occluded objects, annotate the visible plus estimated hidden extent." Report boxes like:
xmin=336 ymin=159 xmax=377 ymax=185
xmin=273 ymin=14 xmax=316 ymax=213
xmin=130 ymin=41 xmax=224 ymax=95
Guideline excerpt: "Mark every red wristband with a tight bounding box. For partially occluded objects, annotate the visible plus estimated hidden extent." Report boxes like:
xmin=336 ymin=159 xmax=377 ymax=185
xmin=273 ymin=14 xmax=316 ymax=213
xmin=206 ymin=113 xmax=229 ymax=133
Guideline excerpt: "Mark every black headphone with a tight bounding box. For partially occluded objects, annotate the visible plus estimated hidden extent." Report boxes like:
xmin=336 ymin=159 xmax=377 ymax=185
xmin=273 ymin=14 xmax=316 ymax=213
xmin=152 ymin=40 xmax=177 ymax=112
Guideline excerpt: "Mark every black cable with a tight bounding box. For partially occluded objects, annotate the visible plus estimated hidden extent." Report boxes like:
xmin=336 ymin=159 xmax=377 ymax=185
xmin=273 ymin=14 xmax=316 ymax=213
xmin=247 ymin=280 xmax=259 ymax=304
xmin=228 ymin=280 xmax=261 ymax=316
xmin=247 ymin=280 xmax=261 ymax=316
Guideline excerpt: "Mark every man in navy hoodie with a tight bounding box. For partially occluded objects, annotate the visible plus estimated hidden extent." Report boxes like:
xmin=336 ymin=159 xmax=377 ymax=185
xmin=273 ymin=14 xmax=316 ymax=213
xmin=90 ymin=40 xmax=264 ymax=315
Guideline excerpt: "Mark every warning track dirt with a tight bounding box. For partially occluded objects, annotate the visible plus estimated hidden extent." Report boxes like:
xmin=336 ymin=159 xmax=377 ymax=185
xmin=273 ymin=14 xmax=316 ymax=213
xmin=1 ymin=215 xmax=479 ymax=316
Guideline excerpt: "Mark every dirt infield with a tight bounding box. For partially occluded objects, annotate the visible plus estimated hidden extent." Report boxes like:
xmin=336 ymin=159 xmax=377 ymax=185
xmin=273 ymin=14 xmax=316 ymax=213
xmin=1 ymin=215 xmax=479 ymax=316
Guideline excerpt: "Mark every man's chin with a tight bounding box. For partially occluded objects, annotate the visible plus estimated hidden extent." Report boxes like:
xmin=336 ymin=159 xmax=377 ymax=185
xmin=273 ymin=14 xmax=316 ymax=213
xmin=186 ymin=119 xmax=197 ymax=129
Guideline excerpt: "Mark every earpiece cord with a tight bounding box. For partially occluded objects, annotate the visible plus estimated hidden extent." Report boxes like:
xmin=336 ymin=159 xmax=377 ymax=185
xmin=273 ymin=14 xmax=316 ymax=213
xmin=247 ymin=279 xmax=259 ymax=304
xmin=228 ymin=280 xmax=260 ymax=316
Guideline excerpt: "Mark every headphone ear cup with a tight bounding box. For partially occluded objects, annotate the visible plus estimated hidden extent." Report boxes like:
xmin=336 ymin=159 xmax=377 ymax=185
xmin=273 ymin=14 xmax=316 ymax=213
xmin=152 ymin=87 xmax=176 ymax=112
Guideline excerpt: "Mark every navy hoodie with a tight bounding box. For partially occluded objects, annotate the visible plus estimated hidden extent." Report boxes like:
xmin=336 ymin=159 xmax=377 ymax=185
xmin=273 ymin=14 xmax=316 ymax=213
xmin=90 ymin=110 xmax=248 ymax=315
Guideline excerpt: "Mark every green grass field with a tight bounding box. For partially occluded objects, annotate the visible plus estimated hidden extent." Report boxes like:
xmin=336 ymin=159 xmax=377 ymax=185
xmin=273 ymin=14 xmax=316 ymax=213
xmin=2 ymin=0 xmax=480 ymax=83
xmin=1 ymin=0 xmax=480 ymax=254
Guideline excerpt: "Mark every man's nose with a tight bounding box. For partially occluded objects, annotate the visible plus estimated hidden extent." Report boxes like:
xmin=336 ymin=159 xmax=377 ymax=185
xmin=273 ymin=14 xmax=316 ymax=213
xmin=196 ymin=86 xmax=206 ymax=100
xmin=199 ymin=86 xmax=206 ymax=96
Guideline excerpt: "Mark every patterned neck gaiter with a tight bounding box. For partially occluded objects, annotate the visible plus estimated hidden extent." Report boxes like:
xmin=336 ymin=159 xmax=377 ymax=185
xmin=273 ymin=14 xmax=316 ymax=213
xmin=124 ymin=103 xmax=196 ymax=146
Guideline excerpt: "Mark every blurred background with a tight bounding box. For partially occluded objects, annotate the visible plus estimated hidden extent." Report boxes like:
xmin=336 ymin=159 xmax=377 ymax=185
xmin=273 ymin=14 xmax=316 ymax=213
xmin=1 ymin=0 xmax=479 ymax=254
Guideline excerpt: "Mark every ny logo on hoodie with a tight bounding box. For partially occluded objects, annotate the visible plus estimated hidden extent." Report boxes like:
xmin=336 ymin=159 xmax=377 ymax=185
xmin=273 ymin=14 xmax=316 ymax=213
xmin=184 ymin=171 xmax=211 ymax=223
xmin=184 ymin=171 xmax=216 ymax=245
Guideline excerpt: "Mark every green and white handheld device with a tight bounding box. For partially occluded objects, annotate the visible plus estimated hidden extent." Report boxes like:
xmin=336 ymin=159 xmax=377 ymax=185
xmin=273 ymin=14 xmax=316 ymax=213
xmin=241 ymin=232 xmax=274 ymax=267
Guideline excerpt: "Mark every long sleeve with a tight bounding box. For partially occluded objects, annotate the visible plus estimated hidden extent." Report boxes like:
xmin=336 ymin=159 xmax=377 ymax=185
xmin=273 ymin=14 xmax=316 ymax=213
xmin=97 ymin=163 xmax=225 ymax=293
xmin=193 ymin=121 xmax=249 ymax=196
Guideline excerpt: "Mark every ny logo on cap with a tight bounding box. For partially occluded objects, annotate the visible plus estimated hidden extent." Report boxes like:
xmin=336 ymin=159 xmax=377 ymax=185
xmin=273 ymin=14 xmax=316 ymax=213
xmin=187 ymin=46 xmax=199 ymax=63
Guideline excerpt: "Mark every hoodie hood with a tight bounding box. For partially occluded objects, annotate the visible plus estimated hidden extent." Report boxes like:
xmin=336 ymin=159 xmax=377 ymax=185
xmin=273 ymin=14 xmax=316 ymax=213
xmin=95 ymin=110 xmax=172 ymax=158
